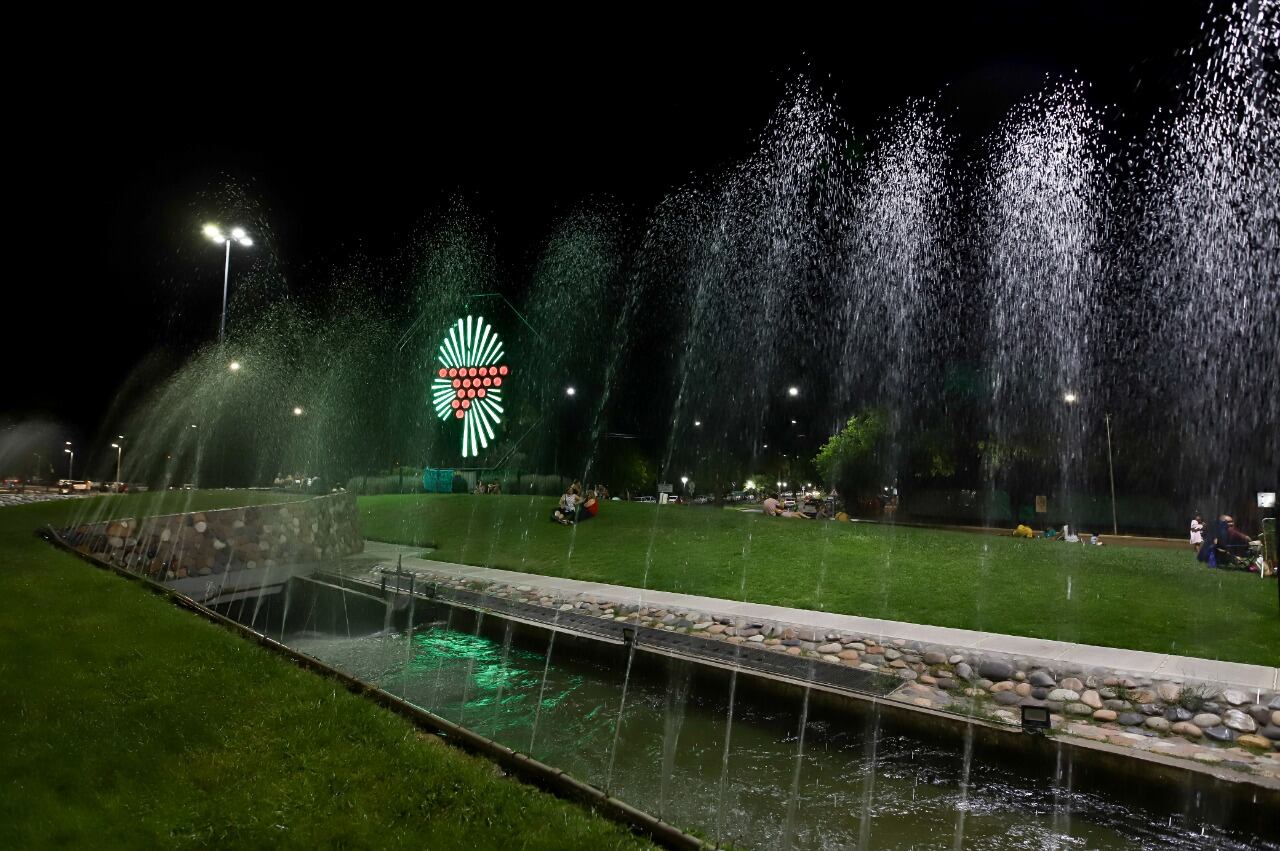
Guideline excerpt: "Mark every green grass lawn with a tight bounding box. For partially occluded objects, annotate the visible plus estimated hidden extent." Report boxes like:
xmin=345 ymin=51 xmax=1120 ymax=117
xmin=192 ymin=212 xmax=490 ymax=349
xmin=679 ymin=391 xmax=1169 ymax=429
xmin=0 ymin=493 xmax=650 ymax=850
xmin=360 ymin=494 xmax=1280 ymax=667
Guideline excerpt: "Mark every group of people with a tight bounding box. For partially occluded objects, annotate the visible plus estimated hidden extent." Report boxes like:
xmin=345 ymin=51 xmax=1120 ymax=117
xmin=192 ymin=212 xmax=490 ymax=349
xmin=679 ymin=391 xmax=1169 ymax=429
xmin=550 ymin=481 xmax=607 ymax=526
xmin=761 ymin=493 xmax=819 ymax=519
xmin=472 ymin=480 xmax=502 ymax=495
xmin=1191 ymin=512 xmax=1267 ymax=572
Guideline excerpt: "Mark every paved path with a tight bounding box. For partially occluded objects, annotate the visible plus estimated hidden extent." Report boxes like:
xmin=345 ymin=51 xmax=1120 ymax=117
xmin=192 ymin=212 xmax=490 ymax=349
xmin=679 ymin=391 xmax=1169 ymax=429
xmin=360 ymin=539 xmax=1279 ymax=693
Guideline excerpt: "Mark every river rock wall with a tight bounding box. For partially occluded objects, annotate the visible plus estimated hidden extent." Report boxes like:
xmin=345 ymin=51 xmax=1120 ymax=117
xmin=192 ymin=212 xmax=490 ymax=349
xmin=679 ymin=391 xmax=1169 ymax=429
xmin=59 ymin=492 xmax=362 ymax=580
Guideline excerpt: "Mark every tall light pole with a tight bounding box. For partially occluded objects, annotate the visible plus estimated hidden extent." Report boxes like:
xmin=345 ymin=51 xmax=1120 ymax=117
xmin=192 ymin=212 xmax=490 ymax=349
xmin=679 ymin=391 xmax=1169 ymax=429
xmin=1065 ymin=393 xmax=1118 ymax=536
xmin=111 ymin=442 xmax=123 ymax=487
xmin=64 ymin=447 xmax=74 ymax=479
xmin=203 ymin=224 xmax=253 ymax=344
xmin=1104 ymin=413 xmax=1118 ymax=536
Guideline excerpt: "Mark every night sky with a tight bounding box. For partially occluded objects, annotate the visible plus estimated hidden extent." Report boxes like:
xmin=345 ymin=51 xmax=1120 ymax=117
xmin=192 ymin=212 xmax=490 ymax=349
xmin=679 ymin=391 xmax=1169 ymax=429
xmin=13 ymin=3 xmax=1212 ymax=442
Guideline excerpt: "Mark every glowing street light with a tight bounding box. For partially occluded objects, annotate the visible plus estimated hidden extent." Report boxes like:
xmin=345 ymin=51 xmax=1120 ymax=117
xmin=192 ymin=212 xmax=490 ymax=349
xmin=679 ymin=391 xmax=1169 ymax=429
xmin=565 ymin=386 xmax=576 ymax=397
xmin=788 ymin=386 xmax=799 ymax=397
xmin=292 ymin=406 xmax=304 ymax=416
xmin=693 ymin=420 xmax=701 ymax=427
xmin=228 ymin=360 xmax=242 ymax=372
xmin=203 ymin=223 xmax=254 ymax=344
xmin=63 ymin=447 xmax=74 ymax=478
xmin=1062 ymin=391 xmax=1117 ymax=535
xmin=110 ymin=442 xmax=122 ymax=486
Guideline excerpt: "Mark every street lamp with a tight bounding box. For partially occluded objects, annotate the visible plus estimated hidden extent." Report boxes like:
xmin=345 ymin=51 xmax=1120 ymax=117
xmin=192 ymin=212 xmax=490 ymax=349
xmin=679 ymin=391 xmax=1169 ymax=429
xmin=565 ymin=386 xmax=576 ymax=397
xmin=693 ymin=420 xmax=701 ymax=427
xmin=63 ymin=447 xmax=74 ymax=479
xmin=1063 ymin=393 xmax=1117 ymax=536
xmin=292 ymin=406 xmax=304 ymax=416
xmin=788 ymin=386 xmax=799 ymax=397
xmin=110 ymin=443 xmax=122 ymax=487
xmin=228 ymin=360 xmax=242 ymax=372
xmin=203 ymin=224 xmax=253 ymax=344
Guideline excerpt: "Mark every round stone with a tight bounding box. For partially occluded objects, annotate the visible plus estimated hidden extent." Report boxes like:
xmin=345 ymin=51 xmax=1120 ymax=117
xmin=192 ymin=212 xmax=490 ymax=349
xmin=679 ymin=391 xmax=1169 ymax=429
xmin=1145 ymin=717 xmax=1171 ymax=733
xmin=1117 ymin=712 xmax=1144 ymax=727
xmin=1261 ymin=724 xmax=1280 ymax=741
xmin=1080 ymin=690 xmax=1103 ymax=709
xmin=1221 ymin=689 xmax=1248 ymax=706
xmin=1060 ymin=677 xmax=1085 ymax=692
xmin=954 ymin=663 xmax=973 ymax=680
xmin=1028 ymin=670 xmax=1056 ymax=688
xmin=1237 ymin=734 xmax=1273 ymax=750
xmin=935 ymin=679 xmax=956 ymax=691
xmin=1192 ymin=713 xmax=1222 ymax=728
xmin=1164 ymin=706 xmax=1193 ymax=723
xmin=817 ymin=643 xmax=842 ymax=654
xmin=1271 ymin=711 xmax=1280 ymax=727
xmin=979 ymin=660 xmax=1014 ymax=680
xmin=1092 ymin=709 xmax=1118 ymax=722
xmin=923 ymin=651 xmax=948 ymax=665
xmin=1247 ymin=705 xmax=1271 ymax=725
xmin=994 ymin=691 xmax=1021 ymax=705
xmin=1048 ymin=689 xmax=1080 ymax=703
xmin=1156 ymin=683 xmax=1182 ymax=703
xmin=1171 ymin=721 xmax=1203 ymax=738
xmin=1204 ymin=726 xmax=1235 ymax=743
xmin=991 ymin=681 xmax=1016 ymax=693
xmin=1103 ymin=699 xmax=1132 ymax=712
xmin=1223 ymin=709 xmax=1257 ymax=733
xmin=1014 ymin=683 xmax=1032 ymax=697
xmin=1031 ymin=687 xmax=1050 ymax=700
xmin=1065 ymin=702 xmax=1093 ymax=716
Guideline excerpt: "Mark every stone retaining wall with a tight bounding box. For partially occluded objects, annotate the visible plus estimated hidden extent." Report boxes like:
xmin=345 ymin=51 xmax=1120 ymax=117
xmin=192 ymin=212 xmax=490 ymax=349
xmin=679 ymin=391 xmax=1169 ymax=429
xmin=373 ymin=564 xmax=1280 ymax=780
xmin=59 ymin=492 xmax=362 ymax=581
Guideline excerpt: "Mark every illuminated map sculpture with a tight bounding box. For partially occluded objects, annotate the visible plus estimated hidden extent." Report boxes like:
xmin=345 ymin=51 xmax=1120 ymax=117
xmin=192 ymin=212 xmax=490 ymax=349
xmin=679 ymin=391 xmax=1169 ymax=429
xmin=431 ymin=316 xmax=509 ymax=458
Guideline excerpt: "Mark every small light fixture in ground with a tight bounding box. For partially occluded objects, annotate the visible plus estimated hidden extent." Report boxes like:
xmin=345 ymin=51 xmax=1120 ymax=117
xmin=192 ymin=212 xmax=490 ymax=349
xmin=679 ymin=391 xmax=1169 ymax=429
xmin=1063 ymin=392 xmax=1078 ymax=404
xmin=788 ymin=386 xmax=799 ymax=397
xmin=565 ymin=387 xmax=576 ymax=397
xmin=191 ymin=424 xmax=198 ymax=429
xmin=229 ymin=361 xmax=241 ymax=372
xmin=292 ymin=406 xmax=304 ymax=416
xmin=693 ymin=420 xmax=701 ymax=427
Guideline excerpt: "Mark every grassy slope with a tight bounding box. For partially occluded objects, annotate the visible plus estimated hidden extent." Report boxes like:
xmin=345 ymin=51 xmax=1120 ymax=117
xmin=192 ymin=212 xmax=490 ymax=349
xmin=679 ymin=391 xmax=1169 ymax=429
xmin=0 ymin=493 xmax=649 ymax=850
xmin=360 ymin=494 xmax=1280 ymax=667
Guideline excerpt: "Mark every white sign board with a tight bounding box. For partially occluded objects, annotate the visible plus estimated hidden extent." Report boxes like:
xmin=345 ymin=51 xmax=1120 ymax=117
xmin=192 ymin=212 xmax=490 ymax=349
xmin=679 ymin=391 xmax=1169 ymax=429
xmin=658 ymin=492 xmax=669 ymax=505
xmin=1259 ymin=492 xmax=1277 ymax=509
xmin=657 ymin=483 xmax=673 ymax=493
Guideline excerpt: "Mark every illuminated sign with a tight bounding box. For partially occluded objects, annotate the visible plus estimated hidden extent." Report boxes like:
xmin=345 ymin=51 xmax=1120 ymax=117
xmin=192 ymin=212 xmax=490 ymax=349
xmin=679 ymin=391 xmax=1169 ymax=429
xmin=431 ymin=316 xmax=508 ymax=458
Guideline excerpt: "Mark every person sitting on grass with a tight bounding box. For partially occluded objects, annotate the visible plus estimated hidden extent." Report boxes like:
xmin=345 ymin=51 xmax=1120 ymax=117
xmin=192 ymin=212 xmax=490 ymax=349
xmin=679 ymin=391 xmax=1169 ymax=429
xmin=762 ymin=493 xmax=782 ymax=516
xmin=575 ymin=489 xmax=600 ymax=522
xmin=551 ymin=485 xmax=579 ymax=526
xmin=1012 ymin=524 xmax=1035 ymax=539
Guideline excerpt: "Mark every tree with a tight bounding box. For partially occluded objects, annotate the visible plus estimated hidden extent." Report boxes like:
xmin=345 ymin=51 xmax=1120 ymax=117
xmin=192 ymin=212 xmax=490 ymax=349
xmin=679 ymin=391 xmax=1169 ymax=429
xmin=813 ymin=408 xmax=889 ymax=499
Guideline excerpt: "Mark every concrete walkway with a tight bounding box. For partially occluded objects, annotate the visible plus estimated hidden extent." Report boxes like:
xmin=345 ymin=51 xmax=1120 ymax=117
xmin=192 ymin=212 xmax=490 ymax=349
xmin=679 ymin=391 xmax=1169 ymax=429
xmin=358 ymin=540 xmax=1280 ymax=693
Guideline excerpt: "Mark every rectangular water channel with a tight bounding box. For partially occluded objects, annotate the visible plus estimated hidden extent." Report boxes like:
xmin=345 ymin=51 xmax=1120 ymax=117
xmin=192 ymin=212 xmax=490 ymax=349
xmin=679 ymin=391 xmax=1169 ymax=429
xmin=216 ymin=574 xmax=1278 ymax=850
